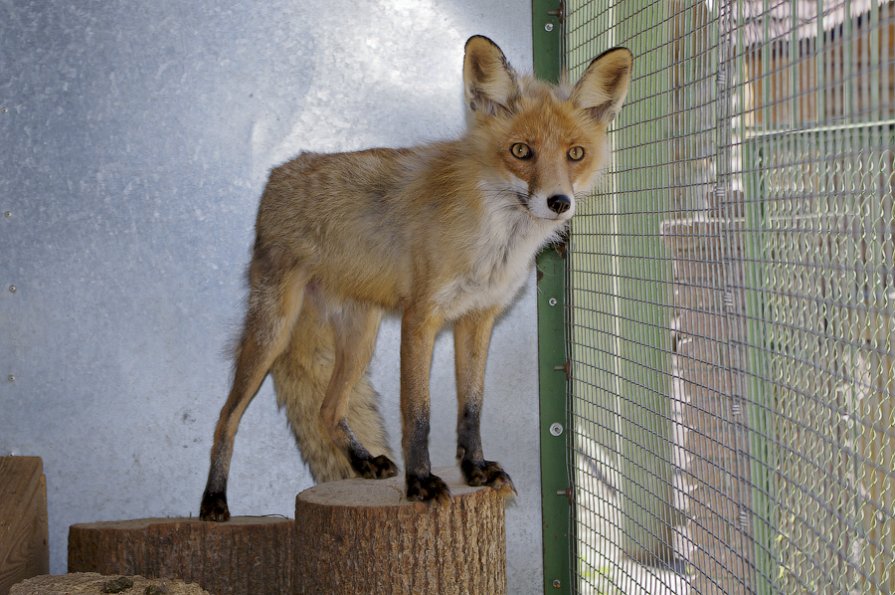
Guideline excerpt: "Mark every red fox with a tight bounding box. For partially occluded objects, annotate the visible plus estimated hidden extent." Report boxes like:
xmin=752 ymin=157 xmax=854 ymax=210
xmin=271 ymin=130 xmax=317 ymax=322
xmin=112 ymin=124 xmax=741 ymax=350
xmin=200 ymin=35 xmax=632 ymax=520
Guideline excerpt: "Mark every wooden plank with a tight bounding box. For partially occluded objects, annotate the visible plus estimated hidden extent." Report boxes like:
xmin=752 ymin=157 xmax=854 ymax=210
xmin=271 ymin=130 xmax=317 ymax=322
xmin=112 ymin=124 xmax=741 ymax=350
xmin=0 ymin=457 xmax=49 ymax=595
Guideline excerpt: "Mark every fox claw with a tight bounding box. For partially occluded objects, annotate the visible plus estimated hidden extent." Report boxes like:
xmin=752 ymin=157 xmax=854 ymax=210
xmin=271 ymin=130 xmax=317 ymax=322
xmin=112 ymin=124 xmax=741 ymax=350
xmin=351 ymin=454 xmax=399 ymax=479
xmin=461 ymin=459 xmax=516 ymax=496
xmin=406 ymin=472 xmax=451 ymax=504
xmin=199 ymin=490 xmax=231 ymax=522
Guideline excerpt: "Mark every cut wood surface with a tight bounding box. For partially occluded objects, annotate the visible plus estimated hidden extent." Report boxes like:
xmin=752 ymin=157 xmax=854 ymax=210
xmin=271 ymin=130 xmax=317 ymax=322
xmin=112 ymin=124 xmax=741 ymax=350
xmin=294 ymin=466 xmax=508 ymax=595
xmin=68 ymin=516 xmax=293 ymax=595
xmin=0 ymin=456 xmax=49 ymax=595
xmin=10 ymin=572 xmax=209 ymax=595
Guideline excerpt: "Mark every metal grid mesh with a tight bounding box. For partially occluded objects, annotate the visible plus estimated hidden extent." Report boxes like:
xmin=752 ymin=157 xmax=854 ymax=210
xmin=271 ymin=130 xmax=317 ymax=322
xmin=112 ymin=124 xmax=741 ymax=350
xmin=563 ymin=1 xmax=894 ymax=593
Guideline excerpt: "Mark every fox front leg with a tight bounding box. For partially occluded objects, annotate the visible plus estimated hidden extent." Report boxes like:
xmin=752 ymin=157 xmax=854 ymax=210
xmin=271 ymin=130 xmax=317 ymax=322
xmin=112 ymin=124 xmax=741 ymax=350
xmin=453 ymin=308 xmax=515 ymax=495
xmin=400 ymin=307 xmax=450 ymax=503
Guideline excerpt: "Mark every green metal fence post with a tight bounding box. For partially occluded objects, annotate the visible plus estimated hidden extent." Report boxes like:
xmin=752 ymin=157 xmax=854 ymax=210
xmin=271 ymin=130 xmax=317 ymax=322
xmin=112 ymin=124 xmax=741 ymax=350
xmin=533 ymin=1 xmax=573 ymax=593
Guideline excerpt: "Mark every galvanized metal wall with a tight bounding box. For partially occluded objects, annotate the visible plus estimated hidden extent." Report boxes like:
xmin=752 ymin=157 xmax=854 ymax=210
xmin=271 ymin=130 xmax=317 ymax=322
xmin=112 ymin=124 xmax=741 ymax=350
xmin=0 ymin=2 xmax=545 ymax=590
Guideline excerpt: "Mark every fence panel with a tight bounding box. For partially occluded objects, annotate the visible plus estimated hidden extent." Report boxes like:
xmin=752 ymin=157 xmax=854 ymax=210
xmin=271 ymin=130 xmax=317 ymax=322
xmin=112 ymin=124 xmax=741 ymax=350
xmin=560 ymin=1 xmax=895 ymax=593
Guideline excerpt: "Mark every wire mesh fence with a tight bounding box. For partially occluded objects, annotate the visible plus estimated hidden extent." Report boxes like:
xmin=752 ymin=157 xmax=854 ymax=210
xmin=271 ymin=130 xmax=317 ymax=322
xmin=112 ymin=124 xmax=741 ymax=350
xmin=561 ymin=1 xmax=894 ymax=593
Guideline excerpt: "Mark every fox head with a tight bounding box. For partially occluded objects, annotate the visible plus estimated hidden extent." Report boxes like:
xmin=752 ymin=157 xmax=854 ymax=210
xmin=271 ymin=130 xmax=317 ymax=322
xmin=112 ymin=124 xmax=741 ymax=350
xmin=463 ymin=36 xmax=632 ymax=222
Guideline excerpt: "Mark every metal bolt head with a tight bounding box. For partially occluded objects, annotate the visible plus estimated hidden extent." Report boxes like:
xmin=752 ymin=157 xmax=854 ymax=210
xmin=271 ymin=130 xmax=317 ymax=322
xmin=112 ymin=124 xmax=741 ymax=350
xmin=548 ymin=297 xmax=558 ymax=307
xmin=7 ymin=374 xmax=14 ymax=383
xmin=552 ymin=578 xmax=562 ymax=589
xmin=549 ymin=422 xmax=564 ymax=437
xmin=3 ymin=211 xmax=10 ymax=219
xmin=8 ymin=284 xmax=16 ymax=294
xmin=545 ymin=23 xmax=554 ymax=32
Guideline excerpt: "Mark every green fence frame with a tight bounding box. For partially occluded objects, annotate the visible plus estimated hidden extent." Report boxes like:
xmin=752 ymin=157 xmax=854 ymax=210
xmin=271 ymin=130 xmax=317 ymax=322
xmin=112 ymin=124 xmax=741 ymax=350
xmin=533 ymin=1 xmax=573 ymax=593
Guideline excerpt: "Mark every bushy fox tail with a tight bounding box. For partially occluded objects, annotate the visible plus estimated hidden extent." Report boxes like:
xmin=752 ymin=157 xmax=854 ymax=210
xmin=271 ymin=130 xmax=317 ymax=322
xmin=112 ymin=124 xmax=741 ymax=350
xmin=269 ymin=297 xmax=393 ymax=483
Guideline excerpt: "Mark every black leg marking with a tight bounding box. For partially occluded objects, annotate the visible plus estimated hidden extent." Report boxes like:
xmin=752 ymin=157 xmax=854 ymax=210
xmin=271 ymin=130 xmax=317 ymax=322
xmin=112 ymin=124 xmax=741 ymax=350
xmin=341 ymin=419 xmax=398 ymax=479
xmin=456 ymin=403 xmax=513 ymax=494
xmin=199 ymin=489 xmax=231 ymax=522
xmin=349 ymin=450 xmax=399 ymax=479
xmin=456 ymin=403 xmax=484 ymax=462
xmin=460 ymin=458 xmax=516 ymax=496
xmin=403 ymin=417 xmax=449 ymax=503
xmin=406 ymin=471 xmax=451 ymax=504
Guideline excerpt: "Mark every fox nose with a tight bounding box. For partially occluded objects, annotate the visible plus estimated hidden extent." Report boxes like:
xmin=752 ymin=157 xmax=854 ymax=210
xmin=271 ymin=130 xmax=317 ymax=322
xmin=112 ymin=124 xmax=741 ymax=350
xmin=547 ymin=194 xmax=572 ymax=215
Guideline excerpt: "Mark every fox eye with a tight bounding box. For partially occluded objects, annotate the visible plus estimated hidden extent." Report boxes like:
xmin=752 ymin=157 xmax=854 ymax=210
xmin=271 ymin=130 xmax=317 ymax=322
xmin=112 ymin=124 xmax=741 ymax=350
xmin=510 ymin=142 xmax=533 ymax=160
xmin=568 ymin=146 xmax=585 ymax=161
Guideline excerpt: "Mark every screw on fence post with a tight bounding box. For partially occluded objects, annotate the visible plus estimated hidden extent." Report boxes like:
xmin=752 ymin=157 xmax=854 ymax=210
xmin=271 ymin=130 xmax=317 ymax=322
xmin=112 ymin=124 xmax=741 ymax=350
xmin=553 ymin=360 xmax=571 ymax=379
xmin=546 ymin=1 xmax=565 ymax=23
xmin=552 ymin=578 xmax=561 ymax=589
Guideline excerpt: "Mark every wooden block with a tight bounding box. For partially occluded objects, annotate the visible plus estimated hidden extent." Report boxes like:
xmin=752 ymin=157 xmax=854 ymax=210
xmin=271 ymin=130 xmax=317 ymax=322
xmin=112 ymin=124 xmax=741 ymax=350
xmin=10 ymin=572 xmax=209 ymax=594
xmin=68 ymin=517 xmax=293 ymax=595
xmin=0 ymin=456 xmax=49 ymax=595
xmin=295 ymin=467 xmax=508 ymax=595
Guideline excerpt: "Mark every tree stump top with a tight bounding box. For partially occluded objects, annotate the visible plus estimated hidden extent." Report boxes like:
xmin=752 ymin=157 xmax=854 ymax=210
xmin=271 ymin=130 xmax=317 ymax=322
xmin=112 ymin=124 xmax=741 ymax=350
xmin=70 ymin=515 xmax=290 ymax=531
xmin=298 ymin=466 xmax=486 ymax=508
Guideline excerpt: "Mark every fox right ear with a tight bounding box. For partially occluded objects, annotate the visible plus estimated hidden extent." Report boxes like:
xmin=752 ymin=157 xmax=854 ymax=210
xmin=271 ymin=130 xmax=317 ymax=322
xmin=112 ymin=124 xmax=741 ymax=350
xmin=464 ymin=36 xmax=519 ymax=116
xmin=571 ymin=47 xmax=633 ymax=124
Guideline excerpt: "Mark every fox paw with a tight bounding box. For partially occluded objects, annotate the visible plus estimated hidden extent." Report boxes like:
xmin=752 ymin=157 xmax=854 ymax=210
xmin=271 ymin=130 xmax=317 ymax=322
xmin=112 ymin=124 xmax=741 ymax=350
xmin=199 ymin=490 xmax=231 ymax=522
xmin=351 ymin=453 xmax=399 ymax=479
xmin=406 ymin=472 xmax=451 ymax=504
xmin=461 ymin=459 xmax=516 ymax=496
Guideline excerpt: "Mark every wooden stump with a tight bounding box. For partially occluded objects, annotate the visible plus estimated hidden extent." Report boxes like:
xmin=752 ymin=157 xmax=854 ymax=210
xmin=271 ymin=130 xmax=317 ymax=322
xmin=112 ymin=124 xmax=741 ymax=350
xmin=294 ymin=467 xmax=507 ymax=595
xmin=68 ymin=517 xmax=293 ymax=595
xmin=10 ymin=572 xmax=209 ymax=595
xmin=0 ymin=456 xmax=49 ymax=595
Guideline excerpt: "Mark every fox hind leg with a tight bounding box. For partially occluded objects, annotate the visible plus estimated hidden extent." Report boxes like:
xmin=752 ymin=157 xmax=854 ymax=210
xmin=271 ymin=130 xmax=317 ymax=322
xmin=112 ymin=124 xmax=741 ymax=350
xmin=320 ymin=302 xmax=398 ymax=479
xmin=270 ymin=297 xmax=394 ymax=484
xmin=200 ymin=259 xmax=308 ymax=521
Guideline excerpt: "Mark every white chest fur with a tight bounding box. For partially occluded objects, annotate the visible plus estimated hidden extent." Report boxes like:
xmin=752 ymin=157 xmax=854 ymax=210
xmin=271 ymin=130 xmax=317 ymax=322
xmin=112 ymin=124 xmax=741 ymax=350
xmin=433 ymin=199 xmax=564 ymax=320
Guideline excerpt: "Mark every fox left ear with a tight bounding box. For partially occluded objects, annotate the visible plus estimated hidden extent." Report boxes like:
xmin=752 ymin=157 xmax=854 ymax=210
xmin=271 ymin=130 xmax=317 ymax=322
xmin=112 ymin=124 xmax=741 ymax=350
xmin=571 ymin=47 xmax=633 ymax=124
xmin=464 ymin=35 xmax=519 ymax=116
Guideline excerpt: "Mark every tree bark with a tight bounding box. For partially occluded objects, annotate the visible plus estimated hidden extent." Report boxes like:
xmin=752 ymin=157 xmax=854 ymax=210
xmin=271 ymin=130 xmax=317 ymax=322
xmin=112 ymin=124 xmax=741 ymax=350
xmin=294 ymin=467 xmax=507 ymax=595
xmin=68 ymin=517 xmax=293 ymax=595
